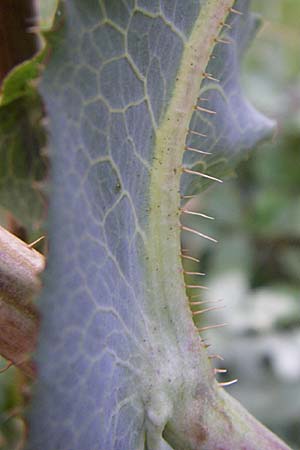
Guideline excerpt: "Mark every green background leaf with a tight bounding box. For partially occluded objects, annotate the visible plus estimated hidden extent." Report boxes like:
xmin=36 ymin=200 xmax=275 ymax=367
xmin=0 ymin=93 xmax=47 ymax=238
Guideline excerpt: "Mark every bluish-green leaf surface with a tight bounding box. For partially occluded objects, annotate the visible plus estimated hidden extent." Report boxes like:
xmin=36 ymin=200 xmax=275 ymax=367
xmin=181 ymin=3 xmax=273 ymax=195
xmin=27 ymin=1 xmax=288 ymax=450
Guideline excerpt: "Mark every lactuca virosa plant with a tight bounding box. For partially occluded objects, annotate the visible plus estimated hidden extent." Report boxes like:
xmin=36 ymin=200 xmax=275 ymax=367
xmin=0 ymin=0 xmax=294 ymax=449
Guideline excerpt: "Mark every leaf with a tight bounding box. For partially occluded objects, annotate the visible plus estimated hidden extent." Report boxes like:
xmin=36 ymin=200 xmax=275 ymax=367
xmin=0 ymin=52 xmax=43 ymax=106
xmin=0 ymin=35 xmax=47 ymax=238
xmin=37 ymin=0 xmax=60 ymax=31
xmin=0 ymin=94 xmax=47 ymax=237
xmin=180 ymin=7 xmax=275 ymax=196
xmin=27 ymin=1 xmax=290 ymax=449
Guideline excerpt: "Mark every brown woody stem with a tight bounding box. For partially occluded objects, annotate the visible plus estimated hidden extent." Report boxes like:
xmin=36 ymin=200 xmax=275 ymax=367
xmin=0 ymin=225 xmax=44 ymax=378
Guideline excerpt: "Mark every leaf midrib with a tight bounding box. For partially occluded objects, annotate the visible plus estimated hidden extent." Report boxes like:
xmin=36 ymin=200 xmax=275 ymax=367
xmin=145 ymin=0 xmax=234 ymax=366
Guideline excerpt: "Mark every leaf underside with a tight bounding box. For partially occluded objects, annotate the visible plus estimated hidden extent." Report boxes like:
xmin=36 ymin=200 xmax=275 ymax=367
xmin=26 ymin=1 xmax=290 ymax=450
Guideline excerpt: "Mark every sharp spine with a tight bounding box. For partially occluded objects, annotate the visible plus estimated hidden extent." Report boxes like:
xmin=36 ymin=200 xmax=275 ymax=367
xmin=0 ymin=361 xmax=13 ymax=374
xmin=197 ymin=323 xmax=227 ymax=332
xmin=230 ymin=7 xmax=243 ymax=15
xmin=180 ymin=194 xmax=198 ymax=199
xmin=28 ymin=235 xmax=45 ymax=249
xmin=214 ymin=368 xmax=227 ymax=374
xmin=185 ymin=284 xmax=209 ymax=290
xmin=219 ymin=379 xmax=238 ymax=387
xmin=195 ymin=105 xmax=216 ymax=115
xmin=181 ymin=209 xmax=214 ymax=220
xmin=180 ymin=224 xmax=218 ymax=243
xmin=181 ymin=254 xmax=200 ymax=263
xmin=188 ymin=129 xmax=207 ymax=138
xmin=208 ymin=354 xmax=224 ymax=361
xmin=203 ymin=72 xmax=220 ymax=82
xmin=192 ymin=305 xmax=224 ymax=316
xmin=183 ymin=168 xmax=223 ymax=184
xmin=220 ymin=21 xmax=232 ymax=29
xmin=183 ymin=271 xmax=205 ymax=276
xmin=189 ymin=300 xmax=214 ymax=306
xmin=185 ymin=145 xmax=211 ymax=155
xmin=215 ymin=37 xmax=231 ymax=44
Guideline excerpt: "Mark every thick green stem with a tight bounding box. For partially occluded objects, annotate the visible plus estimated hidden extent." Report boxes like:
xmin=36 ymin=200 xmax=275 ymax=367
xmin=164 ymin=387 xmax=292 ymax=449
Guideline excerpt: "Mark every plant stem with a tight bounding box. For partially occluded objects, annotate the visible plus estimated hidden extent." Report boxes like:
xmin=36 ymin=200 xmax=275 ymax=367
xmin=0 ymin=225 xmax=44 ymax=378
xmin=164 ymin=387 xmax=292 ymax=450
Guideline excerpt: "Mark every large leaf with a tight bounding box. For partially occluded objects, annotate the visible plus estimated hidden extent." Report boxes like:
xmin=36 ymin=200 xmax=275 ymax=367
xmin=28 ymin=1 xmax=290 ymax=449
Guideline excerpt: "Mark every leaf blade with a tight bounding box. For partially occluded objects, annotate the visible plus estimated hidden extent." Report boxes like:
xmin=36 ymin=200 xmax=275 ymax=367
xmin=27 ymin=1 xmax=289 ymax=450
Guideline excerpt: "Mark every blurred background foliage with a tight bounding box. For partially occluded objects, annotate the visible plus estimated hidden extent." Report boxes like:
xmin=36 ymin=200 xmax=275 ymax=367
xmin=0 ymin=1 xmax=299 ymax=449
xmin=183 ymin=1 xmax=300 ymax=448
